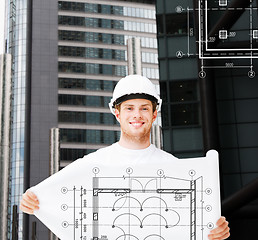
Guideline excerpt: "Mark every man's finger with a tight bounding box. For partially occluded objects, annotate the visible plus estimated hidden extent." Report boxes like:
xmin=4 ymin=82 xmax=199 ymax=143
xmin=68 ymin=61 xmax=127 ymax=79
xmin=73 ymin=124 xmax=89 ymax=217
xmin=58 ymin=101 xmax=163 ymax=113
xmin=211 ymin=232 xmax=230 ymax=240
xmin=209 ymin=226 xmax=230 ymax=239
xmin=26 ymin=190 xmax=39 ymax=202
xmin=216 ymin=216 xmax=226 ymax=227
xmin=20 ymin=202 xmax=38 ymax=215
xmin=210 ymin=220 xmax=228 ymax=234
xmin=22 ymin=192 xmax=39 ymax=208
xmin=20 ymin=198 xmax=39 ymax=210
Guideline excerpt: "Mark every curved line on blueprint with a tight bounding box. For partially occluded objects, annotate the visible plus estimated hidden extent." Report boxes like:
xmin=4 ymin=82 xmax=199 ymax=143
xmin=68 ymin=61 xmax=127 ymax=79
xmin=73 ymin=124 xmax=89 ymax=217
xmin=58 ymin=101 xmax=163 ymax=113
xmin=141 ymin=196 xmax=168 ymax=211
xmin=113 ymin=196 xmax=142 ymax=211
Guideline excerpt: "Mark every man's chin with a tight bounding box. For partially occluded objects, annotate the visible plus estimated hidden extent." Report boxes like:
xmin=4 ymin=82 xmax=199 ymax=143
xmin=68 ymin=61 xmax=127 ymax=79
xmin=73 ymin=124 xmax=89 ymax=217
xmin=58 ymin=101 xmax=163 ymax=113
xmin=124 ymin=130 xmax=150 ymax=140
xmin=128 ymin=127 xmax=145 ymax=134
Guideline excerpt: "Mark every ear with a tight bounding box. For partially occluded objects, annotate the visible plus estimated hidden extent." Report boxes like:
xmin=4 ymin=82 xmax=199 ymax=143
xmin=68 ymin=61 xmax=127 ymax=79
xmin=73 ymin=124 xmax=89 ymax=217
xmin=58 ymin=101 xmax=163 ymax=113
xmin=115 ymin=108 xmax=121 ymax=123
xmin=152 ymin=110 xmax=158 ymax=123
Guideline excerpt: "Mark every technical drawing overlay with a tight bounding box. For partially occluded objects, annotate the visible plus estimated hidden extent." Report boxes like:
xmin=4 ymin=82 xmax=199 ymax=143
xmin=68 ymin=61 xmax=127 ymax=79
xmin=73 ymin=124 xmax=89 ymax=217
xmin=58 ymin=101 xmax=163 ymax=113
xmin=32 ymin=150 xmax=220 ymax=240
xmin=198 ymin=0 xmax=258 ymax=58
xmin=91 ymin=171 xmax=208 ymax=240
xmin=175 ymin=0 xmax=258 ymax=78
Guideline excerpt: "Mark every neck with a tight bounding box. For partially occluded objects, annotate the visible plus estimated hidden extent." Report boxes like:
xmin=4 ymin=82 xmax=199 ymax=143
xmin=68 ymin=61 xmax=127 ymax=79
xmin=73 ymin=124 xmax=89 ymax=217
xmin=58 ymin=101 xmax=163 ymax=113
xmin=118 ymin=132 xmax=151 ymax=150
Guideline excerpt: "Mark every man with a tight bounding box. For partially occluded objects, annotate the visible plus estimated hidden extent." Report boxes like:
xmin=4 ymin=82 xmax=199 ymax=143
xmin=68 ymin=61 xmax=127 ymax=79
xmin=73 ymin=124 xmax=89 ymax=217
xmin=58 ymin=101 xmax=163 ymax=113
xmin=20 ymin=75 xmax=230 ymax=240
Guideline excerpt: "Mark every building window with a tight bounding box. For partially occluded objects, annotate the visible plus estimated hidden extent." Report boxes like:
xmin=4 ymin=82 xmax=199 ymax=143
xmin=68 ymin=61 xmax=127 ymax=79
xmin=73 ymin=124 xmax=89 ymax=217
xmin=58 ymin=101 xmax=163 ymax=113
xmin=58 ymin=16 xmax=155 ymax=33
xmin=156 ymin=15 xmax=164 ymax=34
xmin=164 ymin=13 xmax=194 ymax=35
xmin=169 ymin=80 xmax=200 ymax=126
xmin=58 ymin=2 xmax=155 ymax=19
xmin=171 ymin=103 xmax=200 ymax=125
xmin=60 ymin=129 xmax=120 ymax=144
xmin=142 ymin=68 xmax=159 ymax=79
xmin=141 ymin=52 xmax=158 ymax=64
xmin=169 ymin=80 xmax=198 ymax=102
xmin=159 ymin=81 xmax=168 ymax=103
xmin=58 ymin=31 xmax=157 ymax=49
xmin=58 ymin=46 xmax=126 ymax=61
xmin=161 ymin=80 xmax=200 ymax=127
xmin=58 ymin=62 xmax=127 ymax=76
xmin=60 ymin=148 xmax=96 ymax=161
xmin=58 ymin=111 xmax=118 ymax=125
xmin=161 ymin=104 xmax=169 ymax=127
xmin=58 ymin=94 xmax=111 ymax=108
xmin=58 ymin=78 xmax=116 ymax=91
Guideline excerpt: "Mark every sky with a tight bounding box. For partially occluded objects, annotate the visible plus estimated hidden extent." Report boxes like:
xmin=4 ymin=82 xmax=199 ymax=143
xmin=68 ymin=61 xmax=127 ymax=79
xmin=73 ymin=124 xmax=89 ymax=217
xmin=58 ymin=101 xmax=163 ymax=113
xmin=0 ymin=0 xmax=5 ymax=54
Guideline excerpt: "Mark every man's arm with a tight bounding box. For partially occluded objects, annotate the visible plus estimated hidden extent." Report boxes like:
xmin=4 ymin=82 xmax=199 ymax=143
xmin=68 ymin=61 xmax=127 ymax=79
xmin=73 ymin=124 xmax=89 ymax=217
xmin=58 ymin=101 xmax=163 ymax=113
xmin=208 ymin=217 xmax=230 ymax=240
xmin=19 ymin=190 xmax=39 ymax=215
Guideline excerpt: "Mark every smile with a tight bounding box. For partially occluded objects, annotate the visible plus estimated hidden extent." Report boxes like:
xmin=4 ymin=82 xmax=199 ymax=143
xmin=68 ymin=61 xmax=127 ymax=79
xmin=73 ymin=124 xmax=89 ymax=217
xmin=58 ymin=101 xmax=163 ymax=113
xmin=129 ymin=122 xmax=144 ymax=127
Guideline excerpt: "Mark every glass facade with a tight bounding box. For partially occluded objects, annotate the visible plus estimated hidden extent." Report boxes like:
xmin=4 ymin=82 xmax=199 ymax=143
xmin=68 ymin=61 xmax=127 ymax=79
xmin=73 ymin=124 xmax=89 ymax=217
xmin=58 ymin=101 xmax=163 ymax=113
xmin=60 ymin=129 xmax=120 ymax=144
xmin=60 ymin=148 xmax=96 ymax=162
xmin=160 ymin=80 xmax=200 ymax=126
xmin=142 ymin=67 xmax=159 ymax=79
xmin=58 ymin=62 xmax=127 ymax=75
xmin=58 ymin=2 xmax=156 ymax=19
xmin=58 ymin=94 xmax=111 ymax=107
xmin=58 ymin=78 xmax=117 ymax=91
xmin=59 ymin=31 xmax=125 ymax=45
xmin=5 ymin=0 xmax=28 ymax=239
xmin=58 ymin=30 xmax=158 ymax=49
xmin=142 ymin=52 xmax=158 ymax=64
xmin=58 ymin=111 xmax=119 ymax=125
xmin=156 ymin=0 xmax=202 ymax=157
xmin=58 ymin=16 xmax=156 ymax=33
xmin=58 ymin=46 xmax=126 ymax=60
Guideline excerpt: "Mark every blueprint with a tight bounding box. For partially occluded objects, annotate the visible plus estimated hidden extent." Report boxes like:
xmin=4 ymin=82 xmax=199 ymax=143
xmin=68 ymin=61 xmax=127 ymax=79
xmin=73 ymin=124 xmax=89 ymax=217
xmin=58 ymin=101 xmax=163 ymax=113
xmin=174 ymin=0 xmax=258 ymax=78
xmin=31 ymin=150 xmax=221 ymax=240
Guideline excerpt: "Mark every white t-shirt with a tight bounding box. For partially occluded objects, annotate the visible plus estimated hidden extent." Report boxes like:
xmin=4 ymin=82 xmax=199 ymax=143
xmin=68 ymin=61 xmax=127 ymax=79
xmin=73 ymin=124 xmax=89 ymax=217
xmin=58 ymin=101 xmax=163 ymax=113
xmin=32 ymin=142 xmax=178 ymax=194
xmin=84 ymin=142 xmax=178 ymax=165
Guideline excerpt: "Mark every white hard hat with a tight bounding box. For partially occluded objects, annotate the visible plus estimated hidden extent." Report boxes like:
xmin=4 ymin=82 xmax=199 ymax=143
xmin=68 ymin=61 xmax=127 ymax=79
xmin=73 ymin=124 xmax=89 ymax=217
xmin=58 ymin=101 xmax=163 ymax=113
xmin=109 ymin=75 xmax=162 ymax=115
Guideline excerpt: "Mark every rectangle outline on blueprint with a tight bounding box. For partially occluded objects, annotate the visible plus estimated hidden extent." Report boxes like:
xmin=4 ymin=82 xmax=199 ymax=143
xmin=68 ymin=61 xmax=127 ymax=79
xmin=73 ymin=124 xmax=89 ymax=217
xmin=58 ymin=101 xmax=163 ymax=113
xmin=198 ymin=0 xmax=258 ymax=59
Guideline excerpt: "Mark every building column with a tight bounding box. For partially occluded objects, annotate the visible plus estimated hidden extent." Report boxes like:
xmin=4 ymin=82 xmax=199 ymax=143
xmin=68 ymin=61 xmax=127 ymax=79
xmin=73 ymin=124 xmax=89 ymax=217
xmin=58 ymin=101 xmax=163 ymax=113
xmin=0 ymin=54 xmax=12 ymax=240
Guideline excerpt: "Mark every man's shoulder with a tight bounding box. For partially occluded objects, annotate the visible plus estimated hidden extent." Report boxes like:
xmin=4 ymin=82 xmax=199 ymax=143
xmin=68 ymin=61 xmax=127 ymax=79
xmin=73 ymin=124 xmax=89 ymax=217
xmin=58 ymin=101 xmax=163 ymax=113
xmin=153 ymin=146 xmax=178 ymax=160
xmin=94 ymin=144 xmax=116 ymax=155
xmin=80 ymin=144 xmax=115 ymax=159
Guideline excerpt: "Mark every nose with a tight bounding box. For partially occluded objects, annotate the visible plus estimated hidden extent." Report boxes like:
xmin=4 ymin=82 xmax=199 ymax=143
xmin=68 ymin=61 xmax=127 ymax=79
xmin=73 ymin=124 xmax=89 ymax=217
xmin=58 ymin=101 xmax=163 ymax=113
xmin=133 ymin=108 xmax=142 ymax=119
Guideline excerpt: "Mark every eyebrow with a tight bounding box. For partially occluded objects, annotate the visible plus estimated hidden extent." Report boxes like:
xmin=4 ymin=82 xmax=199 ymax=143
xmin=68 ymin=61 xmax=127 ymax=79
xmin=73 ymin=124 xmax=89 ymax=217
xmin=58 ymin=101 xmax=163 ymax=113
xmin=123 ymin=103 xmax=151 ymax=107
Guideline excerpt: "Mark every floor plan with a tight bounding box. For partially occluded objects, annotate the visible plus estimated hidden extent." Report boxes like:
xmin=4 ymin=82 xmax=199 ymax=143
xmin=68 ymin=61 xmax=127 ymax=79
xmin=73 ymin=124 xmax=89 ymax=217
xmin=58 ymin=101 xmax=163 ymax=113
xmin=176 ymin=0 xmax=258 ymax=78
xmin=32 ymin=150 xmax=220 ymax=240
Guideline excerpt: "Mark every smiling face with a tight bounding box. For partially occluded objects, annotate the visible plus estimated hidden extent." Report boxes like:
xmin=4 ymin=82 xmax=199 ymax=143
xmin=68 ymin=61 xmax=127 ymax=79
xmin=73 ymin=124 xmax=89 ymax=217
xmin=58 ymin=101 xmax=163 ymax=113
xmin=115 ymin=98 xmax=158 ymax=149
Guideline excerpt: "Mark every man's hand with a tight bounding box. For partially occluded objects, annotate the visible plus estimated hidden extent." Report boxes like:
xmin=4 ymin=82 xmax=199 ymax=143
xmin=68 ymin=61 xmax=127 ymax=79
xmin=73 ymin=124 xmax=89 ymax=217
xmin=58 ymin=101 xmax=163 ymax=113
xmin=208 ymin=216 xmax=230 ymax=239
xmin=20 ymin=190 xmax=39 ymax=215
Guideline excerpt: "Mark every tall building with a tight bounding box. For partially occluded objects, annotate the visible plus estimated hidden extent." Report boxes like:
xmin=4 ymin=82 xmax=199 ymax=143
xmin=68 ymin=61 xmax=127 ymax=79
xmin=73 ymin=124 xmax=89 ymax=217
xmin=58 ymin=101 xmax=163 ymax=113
xmin=156 ymin=0 xmax=258 ymax=239
xmin=0 ymin=54 xmax=12 ymax=240
xmin=4 ymin=0 xmax=159 ymax=239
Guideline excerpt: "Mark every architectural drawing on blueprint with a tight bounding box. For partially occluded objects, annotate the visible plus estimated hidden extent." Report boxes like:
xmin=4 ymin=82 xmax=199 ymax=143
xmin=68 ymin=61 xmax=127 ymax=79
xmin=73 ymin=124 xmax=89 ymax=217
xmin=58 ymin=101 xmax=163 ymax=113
xmin=175 ymin=0 xmax=258 ymax=78
xmin=58 ymin=167 xmax=217 ymax=240
xmin=32 ymin=150 xmax=220 ymax=240
xmin=90 ymin=169 xmax=212 ymax=240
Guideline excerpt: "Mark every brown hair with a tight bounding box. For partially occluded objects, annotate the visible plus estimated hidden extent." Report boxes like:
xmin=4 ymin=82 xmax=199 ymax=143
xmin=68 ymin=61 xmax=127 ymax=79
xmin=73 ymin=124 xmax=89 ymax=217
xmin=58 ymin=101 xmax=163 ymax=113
xmin=115 ymin=101 xmax=157 ymax=113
